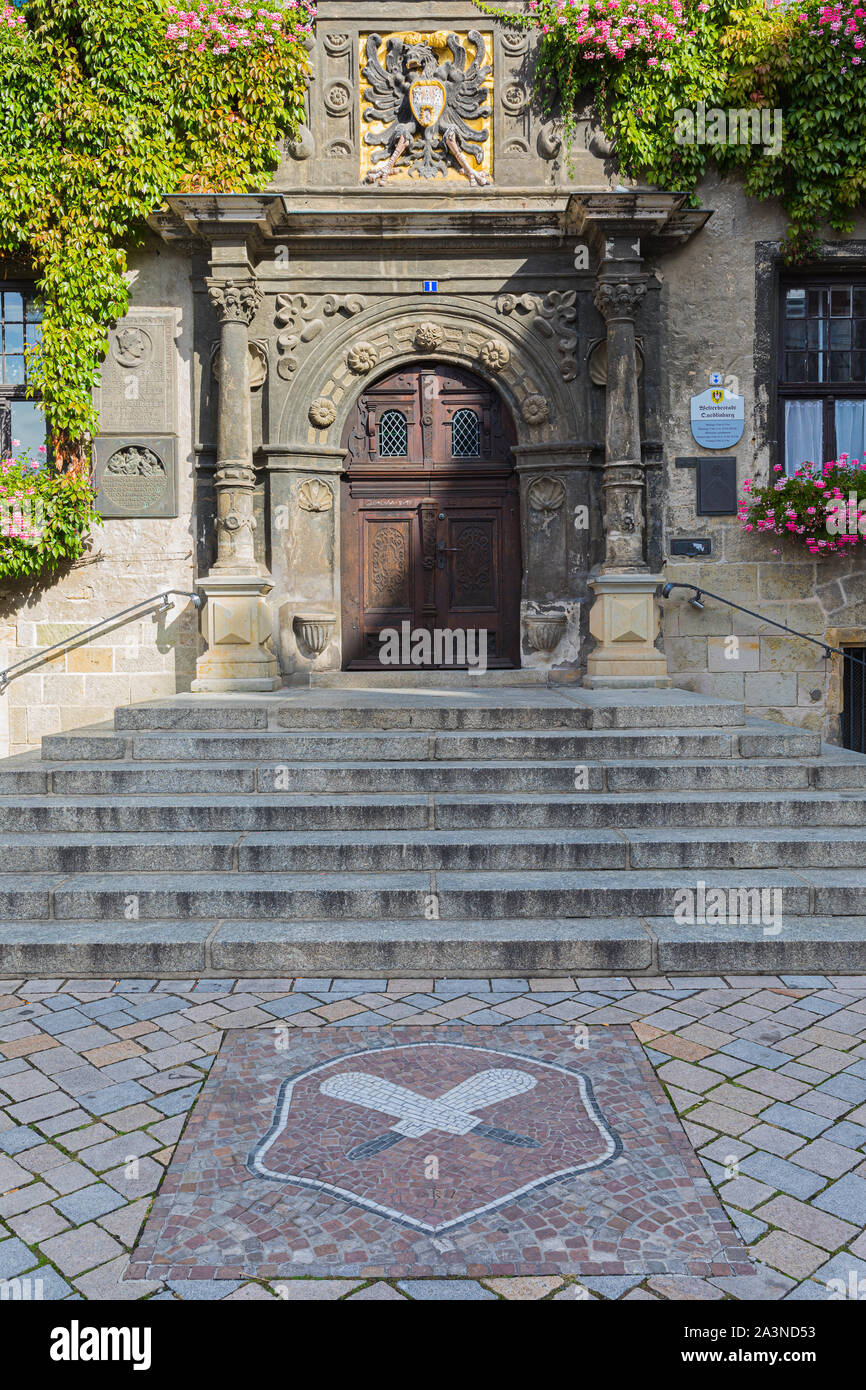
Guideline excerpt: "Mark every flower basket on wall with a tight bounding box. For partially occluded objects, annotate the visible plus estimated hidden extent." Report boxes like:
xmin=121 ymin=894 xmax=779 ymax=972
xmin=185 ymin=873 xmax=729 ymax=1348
xmin=0 ymin=448 xmax=101 ymax=581
xmin=738 ymin=457 xmax=866 ymax=556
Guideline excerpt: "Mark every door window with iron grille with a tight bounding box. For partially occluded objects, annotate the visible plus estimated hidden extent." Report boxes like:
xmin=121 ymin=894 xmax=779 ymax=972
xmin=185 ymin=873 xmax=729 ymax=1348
xmin=0 ymin=287 xmax=44 ymax=458
xmin=779 ymin=279 xmax=866 ymax=475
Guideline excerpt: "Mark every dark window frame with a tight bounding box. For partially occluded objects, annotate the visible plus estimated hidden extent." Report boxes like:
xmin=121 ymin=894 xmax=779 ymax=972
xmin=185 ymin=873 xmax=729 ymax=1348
xmin=777 ymin=270 xmax=866 ymax=472
xmin=0 ymin=281 xmax=43 ymax=456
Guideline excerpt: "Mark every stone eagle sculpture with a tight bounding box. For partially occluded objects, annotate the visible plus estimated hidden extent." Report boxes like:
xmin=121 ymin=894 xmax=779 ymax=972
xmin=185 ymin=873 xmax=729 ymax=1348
xmin=362 ymin=30 xmax=493 ymax=187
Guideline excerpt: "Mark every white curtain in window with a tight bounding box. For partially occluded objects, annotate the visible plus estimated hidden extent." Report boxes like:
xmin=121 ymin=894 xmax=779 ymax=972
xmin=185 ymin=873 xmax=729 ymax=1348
xmin=784 ymin=399 xmax=823 ymax=475
xmin=835 ymin=400 xmax=866 ymax=465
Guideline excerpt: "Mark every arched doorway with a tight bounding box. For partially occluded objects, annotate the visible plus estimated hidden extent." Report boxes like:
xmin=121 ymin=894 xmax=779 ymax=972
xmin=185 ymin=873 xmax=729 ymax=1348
xmin=340 ymin=364 xmax=522 ymax=669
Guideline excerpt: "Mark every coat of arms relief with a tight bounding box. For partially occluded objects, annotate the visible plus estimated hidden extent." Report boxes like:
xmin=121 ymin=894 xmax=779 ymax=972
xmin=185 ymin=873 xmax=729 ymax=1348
xmin=360 ymin=30 xmax=493 ymax=186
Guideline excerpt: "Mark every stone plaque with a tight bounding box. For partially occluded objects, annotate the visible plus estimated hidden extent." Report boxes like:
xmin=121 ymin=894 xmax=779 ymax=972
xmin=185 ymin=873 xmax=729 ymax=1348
xmin=95 ymin=312 xmax=177 ymax=434
xmin=92 ymin=435 xmax=178 ymax=519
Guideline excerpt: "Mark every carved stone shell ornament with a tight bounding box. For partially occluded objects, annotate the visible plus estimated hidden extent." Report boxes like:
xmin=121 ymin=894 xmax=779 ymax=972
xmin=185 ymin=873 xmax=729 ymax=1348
xmin=478 ymin=339 xmax=510 ymax=373
xmin=297 ymin=478 xmax=334 ymax=513
xmin=521 ymin=393 xmax=550 ymax=426
xmin=527 ymin=475 xmax=566 ymax=513
xmin=309 ymin=397 xmax=337 ymax=429
xmin=414 ymin=323 xmax=443 ymax=352
xmin=347 ymin=341 xmax=380 ymax=375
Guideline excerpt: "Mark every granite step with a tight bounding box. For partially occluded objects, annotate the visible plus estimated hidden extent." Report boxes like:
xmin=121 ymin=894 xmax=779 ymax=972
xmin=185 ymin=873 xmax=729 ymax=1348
xmin=6 ymin=789 xmax=866 ymax=832
xmin=22 ymin=757 xmax=866 ymax=796
xmin=43 ymin=867 xmax=835 ymax=922
xmin=112 ymin=690 xmax=747 ymax=732
xmin=41 ymin=725 xmax=822 ymax=763
xmin=2 ymin=914 xmax=866 ymax=976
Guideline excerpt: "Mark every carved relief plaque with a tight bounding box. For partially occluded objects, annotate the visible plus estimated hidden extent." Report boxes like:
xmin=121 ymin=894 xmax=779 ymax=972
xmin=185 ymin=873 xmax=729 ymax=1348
xmin=95 ymin=312 xmax=177 ymax=434
xmin=92 ymin=434 xmax=178 ymax=518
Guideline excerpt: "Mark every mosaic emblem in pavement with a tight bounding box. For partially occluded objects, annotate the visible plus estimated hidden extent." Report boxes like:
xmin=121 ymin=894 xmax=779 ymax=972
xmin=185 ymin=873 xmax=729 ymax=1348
xmin=247 ymin=1041 xmax=622 ymax=1233
xmin=130 ymin=1027 xmax=752 ymax=1281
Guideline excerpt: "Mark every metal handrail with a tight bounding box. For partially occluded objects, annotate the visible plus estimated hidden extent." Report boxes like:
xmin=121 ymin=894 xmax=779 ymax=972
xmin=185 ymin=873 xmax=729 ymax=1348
xmin=661 ymin=582 xmax=866 ymax=670
xmin=0 ymin=590 xmax=202 ymax=694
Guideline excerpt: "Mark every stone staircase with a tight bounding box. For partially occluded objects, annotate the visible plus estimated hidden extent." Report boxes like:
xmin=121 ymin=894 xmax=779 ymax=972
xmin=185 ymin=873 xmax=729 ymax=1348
xmin=2 ymin=684 xmax=866 ymax=977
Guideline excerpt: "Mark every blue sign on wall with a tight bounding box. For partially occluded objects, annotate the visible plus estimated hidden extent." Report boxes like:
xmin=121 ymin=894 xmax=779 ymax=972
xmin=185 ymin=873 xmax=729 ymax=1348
xmin=423 ymin=280 xmax=439 ymax=293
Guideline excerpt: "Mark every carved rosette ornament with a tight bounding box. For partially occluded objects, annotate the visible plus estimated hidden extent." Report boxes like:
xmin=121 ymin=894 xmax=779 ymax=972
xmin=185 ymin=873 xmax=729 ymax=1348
xmin=478 ymin=339 xmax=510 ymax=373
xmin=309 ymin=397 xmax=337 ymax=429
xmin=347 ymin=341 xmax=380 ymax=375
xmin=521 ymin=393 xmax=549 ymax=427
xmin=414 ymin=322 xmax=443 ymax=352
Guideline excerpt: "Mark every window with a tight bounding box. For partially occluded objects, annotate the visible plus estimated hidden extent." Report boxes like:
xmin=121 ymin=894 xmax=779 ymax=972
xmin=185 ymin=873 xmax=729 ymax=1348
xmin=451 ymin=408 xmax=480 ymax=458
xmin=377 ymin=409 xmax=407 ymax=457
xmin=779 ymin=279 xmax=866 ymax=474
xmin=0 ymin=287 xmax=44 ymax=457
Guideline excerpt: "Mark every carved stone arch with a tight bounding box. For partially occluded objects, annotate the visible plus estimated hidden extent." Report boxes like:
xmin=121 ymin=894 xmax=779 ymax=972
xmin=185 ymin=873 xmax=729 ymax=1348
xmin=274 ymin=297 xmax=578 ymax=450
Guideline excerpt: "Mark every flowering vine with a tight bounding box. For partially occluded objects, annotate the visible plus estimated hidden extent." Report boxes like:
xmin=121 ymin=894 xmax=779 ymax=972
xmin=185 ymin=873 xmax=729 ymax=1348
xmin=477 ymin=0 xmax=866 ymax=260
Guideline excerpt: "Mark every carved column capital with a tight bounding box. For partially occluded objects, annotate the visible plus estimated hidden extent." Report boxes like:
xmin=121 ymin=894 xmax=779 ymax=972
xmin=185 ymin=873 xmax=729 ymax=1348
xmin=593 ymin=277 xmax=647 ymax=323
xmin=207 ymin=276 xmax=262 ymax=326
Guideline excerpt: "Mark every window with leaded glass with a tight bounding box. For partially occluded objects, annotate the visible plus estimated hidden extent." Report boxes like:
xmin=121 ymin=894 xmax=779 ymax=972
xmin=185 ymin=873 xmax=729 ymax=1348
xmin=378 ymin=409 xmax=408 ymax=457
xmin=0 ymin=287 xmax=45 ymax=457
xmin=451 ymin=408 xmax=480 ymax=458
xmin=779 ymin=279 xmax=866 ymax=475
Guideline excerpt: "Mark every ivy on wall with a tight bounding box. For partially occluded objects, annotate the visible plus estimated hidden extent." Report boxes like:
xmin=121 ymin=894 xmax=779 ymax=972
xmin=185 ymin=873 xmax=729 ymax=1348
xmin=477 ymin=0 xmax=866 ymax=262
xmin=0 ymin=0 xmax=314 ymax=466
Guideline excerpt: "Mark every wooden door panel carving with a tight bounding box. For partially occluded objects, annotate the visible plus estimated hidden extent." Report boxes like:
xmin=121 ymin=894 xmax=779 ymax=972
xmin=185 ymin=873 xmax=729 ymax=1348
xmin=341 ymin=364 xmax=521 ymax=668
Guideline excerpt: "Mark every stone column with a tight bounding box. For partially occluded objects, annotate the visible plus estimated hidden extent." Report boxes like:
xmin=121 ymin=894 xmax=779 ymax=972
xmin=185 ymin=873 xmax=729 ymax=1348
xmin=192 ymin=274 xmax=281 ymax=692
xmin=585 ymin=237 xmax=669 ymax=687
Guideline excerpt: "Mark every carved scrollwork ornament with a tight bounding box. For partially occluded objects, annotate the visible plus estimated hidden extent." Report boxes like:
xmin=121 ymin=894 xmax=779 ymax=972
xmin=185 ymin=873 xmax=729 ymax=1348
xmin=414 ymin=322 xmax=443 ymax=352
xmin=309 ymin=397 xmax=337 ymax=429
xmin=522 ymin=393 xmax=549 ymax=427
xmin=478 ymin=339 xmax=510 ymax=373
xmin=347 ymin=341 xmax=381 ymax=375
xmin=593 ymin=278 xmax=647 ymax=322
xmin=207 ymin=277 xmax=262 ymax=326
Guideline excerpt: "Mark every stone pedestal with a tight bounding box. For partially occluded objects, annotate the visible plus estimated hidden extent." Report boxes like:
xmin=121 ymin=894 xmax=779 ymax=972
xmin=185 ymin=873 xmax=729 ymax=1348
xmin=583 ymin=225 xmax=670 ymax=687
xmin=192 ymin=574 xmax=280 ymax=692
xmin=194 ymin=264 xmax=280 ymax=691
xmin=585 ymin=573 xmax=670 ymax=686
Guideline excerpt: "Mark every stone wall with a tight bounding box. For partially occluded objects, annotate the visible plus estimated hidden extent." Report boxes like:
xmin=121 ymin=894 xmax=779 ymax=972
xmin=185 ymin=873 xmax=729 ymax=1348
xmin=0 ymin=237 xmax=197 ymax=755
xmin=658 ymin=173 xmax=866 ymax=740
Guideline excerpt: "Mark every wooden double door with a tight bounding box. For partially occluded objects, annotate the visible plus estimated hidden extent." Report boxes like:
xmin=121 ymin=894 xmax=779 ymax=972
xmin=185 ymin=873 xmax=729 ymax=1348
xmin=341 ymin=365 xmax=521 ymax=669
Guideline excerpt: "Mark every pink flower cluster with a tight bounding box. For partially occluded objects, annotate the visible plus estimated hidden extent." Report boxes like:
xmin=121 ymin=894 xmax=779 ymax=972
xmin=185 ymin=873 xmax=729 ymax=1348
xmin=1 ymin=4 xmax=24 ymax=28
xmin=739 ymin=457 xmax=866 ymax=555
xmin=799 ymin=2 xmax=866 ymax=72
xmin=165 ymin=1 xmax=315 ymax=55
xmin=528 ymin=0 xmax=694 ymax=66
xmin=0 ymin=453 xmax=44 ymax=545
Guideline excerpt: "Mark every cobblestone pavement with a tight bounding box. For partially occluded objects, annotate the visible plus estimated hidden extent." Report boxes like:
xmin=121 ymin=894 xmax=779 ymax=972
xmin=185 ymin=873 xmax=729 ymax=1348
xmin=1 ymin=974 xmax=866 ymax=1301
